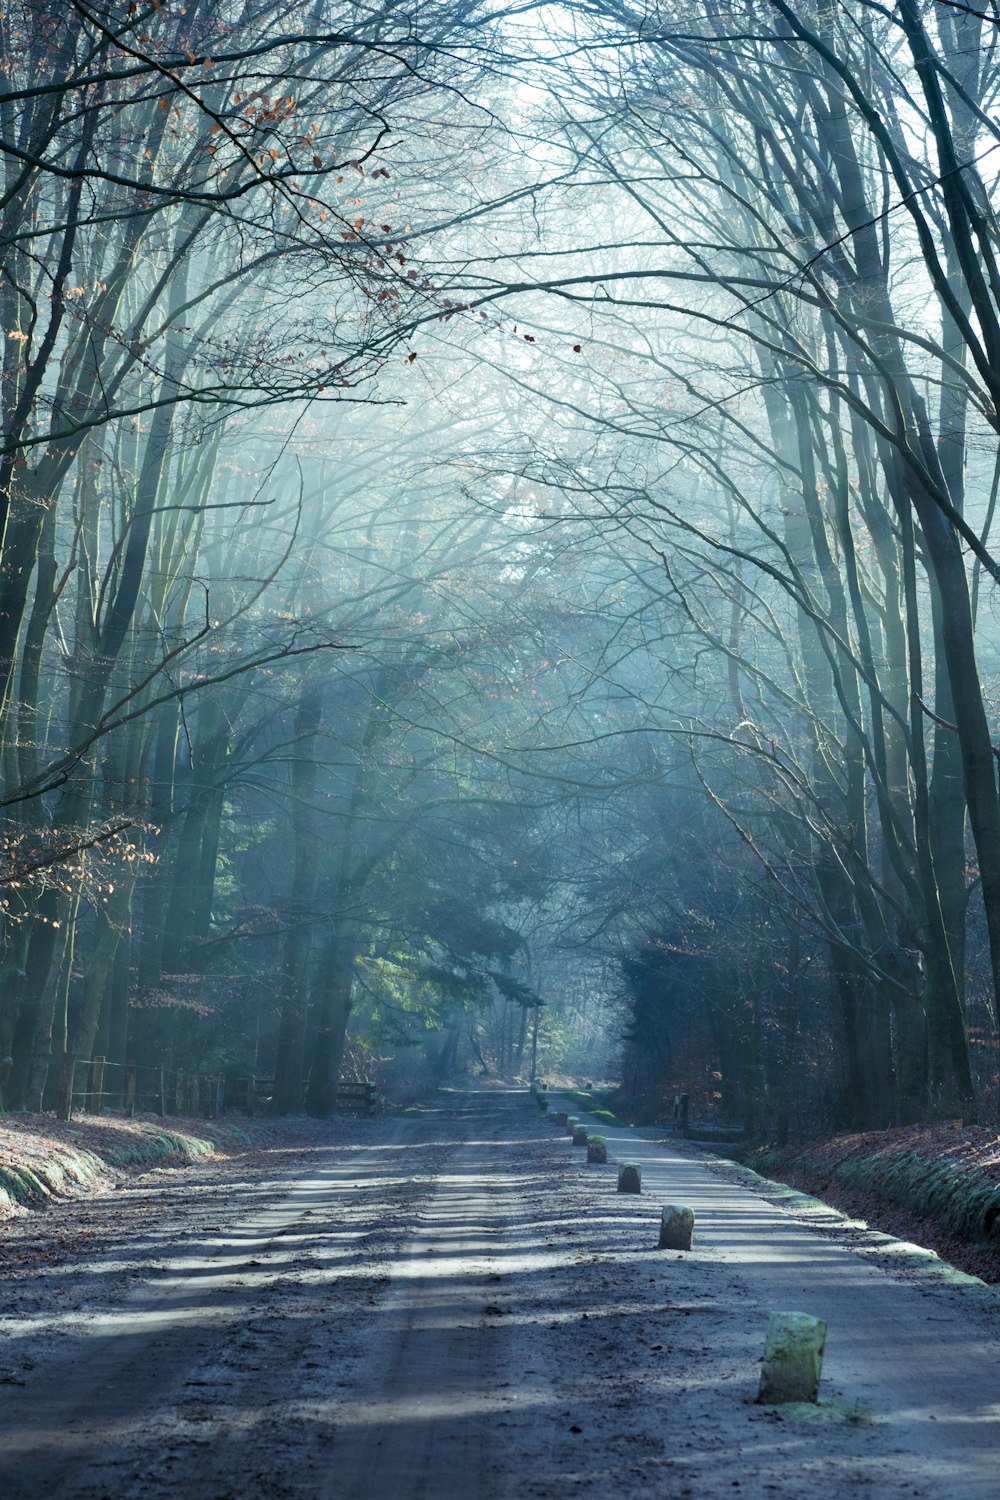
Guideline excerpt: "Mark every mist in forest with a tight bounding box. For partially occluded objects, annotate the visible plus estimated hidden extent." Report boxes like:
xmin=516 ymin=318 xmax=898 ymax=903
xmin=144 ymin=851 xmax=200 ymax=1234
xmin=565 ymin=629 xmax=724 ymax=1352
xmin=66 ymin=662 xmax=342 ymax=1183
xmin=3 ymin=0 xmax=1000 ymax=1136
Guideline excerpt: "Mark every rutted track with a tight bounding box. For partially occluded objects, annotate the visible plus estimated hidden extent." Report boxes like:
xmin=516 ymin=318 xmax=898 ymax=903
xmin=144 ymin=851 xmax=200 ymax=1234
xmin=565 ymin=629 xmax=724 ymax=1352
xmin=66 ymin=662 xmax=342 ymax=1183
xmin=3 ymin=1100 xmax=473 ymax=1498
xmin=4 ymin=1087 xmax=1000 ymax=1498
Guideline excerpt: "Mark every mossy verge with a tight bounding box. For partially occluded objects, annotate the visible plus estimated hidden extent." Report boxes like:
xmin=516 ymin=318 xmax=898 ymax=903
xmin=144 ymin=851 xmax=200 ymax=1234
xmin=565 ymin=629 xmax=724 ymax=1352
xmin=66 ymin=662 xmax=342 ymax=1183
xmin=0 ymin=1117 xmax=228 ymax=1220
xmin=102 ymin=1130 xmax=215 ymax=1169
xmin=738 ymin=1130 xmax=1000 ymax=1249
xmin=589 ymin=1107 xmax=626 ymax=1126
xmin=562 ymin=1086 xmax=636 ymax=1129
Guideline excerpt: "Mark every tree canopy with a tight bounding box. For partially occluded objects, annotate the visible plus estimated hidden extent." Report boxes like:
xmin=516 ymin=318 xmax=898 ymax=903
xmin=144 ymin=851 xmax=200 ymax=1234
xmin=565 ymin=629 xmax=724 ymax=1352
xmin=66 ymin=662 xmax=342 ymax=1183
xmin=4 ymin=0 xmax=1000 ymax=1132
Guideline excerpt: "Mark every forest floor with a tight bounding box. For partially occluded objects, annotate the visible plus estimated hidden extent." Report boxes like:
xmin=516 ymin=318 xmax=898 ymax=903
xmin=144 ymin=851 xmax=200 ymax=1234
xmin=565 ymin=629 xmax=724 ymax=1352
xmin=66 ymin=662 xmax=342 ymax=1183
xmin=3 ymin=1086 xmax=1000 ymax=1499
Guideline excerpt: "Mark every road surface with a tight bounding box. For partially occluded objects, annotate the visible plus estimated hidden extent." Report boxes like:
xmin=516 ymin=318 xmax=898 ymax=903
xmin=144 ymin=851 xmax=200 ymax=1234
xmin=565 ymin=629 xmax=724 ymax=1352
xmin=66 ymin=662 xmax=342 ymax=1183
xmin=3 ymin=1087 xmax=999 ymax=1498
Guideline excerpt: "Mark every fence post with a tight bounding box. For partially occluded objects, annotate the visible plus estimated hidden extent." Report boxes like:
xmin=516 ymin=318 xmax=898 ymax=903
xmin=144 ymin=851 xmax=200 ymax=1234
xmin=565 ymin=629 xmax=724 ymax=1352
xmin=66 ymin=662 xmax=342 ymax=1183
xmin=174 ymin=1069 xmax=185 ymax=1115
xmin=56 ymin=1052 xmax=76 ymax=1121
xmin=246 ymin=1075 xmax=255 ymax=1117
xmin=189 ymin=1073 xmax=200 ymax=1117
xmin=156 ymin=1065 xmax=165 ymax=1117
xmin=91 ymin=1055 xmax=106 ymax=1115
xmin=125 ymin=1063 xmax=137 ymax=1117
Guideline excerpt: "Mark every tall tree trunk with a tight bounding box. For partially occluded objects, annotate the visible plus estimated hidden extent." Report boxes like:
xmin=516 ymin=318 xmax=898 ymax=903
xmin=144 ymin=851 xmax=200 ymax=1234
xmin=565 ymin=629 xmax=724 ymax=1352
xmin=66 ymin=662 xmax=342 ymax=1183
xmin=273 ymin=681 xmax=322 ymax=1114
xmin=305 ymin=923 xmax=357 ymax=1117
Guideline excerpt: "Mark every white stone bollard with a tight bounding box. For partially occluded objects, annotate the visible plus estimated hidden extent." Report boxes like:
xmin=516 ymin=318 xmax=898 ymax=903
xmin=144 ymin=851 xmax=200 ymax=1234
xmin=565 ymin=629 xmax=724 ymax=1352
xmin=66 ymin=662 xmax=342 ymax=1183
xmin=572 ymin=1124 xmax=588 ymax=1146
xmin=658 ymin=1203 xmax=694 ymax=1250
xmin=617 ymin=1162 xmax=641 ymax=1194
xmin=758 ymin=1311 xmax=826 ymax=1404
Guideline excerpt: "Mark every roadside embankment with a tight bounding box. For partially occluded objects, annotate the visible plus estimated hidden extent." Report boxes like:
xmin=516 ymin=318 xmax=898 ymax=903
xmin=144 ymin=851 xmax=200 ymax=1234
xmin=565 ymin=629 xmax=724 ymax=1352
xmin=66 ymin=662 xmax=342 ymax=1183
xmin=542 ymin=1083 xmax=1000 ymax=1285
xmin=0 ymin=1111 xmax=293 ymax=1219
xmin=730 ymin=1123 xmax=1000 ymax=1285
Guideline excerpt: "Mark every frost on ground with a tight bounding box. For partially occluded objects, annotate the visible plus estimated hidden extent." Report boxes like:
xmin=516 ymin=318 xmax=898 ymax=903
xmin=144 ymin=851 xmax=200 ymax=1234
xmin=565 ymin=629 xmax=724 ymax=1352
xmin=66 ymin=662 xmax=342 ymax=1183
xmin=733 ymin=1122 xmax=1000 ymax=1286
xmin=0 ymin=1109 xmax=327 ymax=1217
xmin=4 ymin=1089 xmax=1000 ymax=1499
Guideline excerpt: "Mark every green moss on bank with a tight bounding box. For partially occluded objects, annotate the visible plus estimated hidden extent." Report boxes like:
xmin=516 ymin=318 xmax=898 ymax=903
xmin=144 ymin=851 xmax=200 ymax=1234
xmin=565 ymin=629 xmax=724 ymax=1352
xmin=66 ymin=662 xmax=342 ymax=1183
xmin=741 ymin=1127 xmax=1000 ymax=1248
xmin=102 ymin=1130 xmax=215 ymax=1169
xmin=0 ymin=1116 xmax=225 ymax=1219
xmin=564 ymin=1087 xmax=630 ymax=1128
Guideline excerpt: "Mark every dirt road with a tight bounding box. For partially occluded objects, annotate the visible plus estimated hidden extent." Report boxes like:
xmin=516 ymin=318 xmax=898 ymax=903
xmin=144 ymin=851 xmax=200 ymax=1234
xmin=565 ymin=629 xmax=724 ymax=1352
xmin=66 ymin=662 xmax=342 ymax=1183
xmin=3 ymin=1087 xmax=999 ymax=1498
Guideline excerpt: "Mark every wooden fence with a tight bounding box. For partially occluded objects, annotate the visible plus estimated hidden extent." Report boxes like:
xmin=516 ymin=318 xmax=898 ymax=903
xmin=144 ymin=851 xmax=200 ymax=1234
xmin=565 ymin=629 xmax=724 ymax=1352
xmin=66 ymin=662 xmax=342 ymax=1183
xmin=241 ymin=1076 xmax=379 ymax=1116
xmin=55 ymin=1054 xmax=377 ymax=1121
